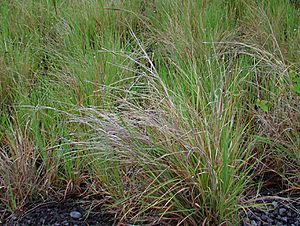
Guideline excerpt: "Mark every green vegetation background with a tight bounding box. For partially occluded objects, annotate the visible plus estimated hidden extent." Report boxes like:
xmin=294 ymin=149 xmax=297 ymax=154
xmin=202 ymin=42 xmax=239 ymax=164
xmin=0 ymin=0 xmax=299 ymax=225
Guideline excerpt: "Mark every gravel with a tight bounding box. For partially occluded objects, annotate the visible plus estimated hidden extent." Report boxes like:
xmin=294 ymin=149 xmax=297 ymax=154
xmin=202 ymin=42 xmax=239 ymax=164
xmin=240 ymin=197 xmax=300 ymax=226
xmin=2 ymin=199 xmax=113 ymax=226
xmin=0 ymin=191 xmax=299 ymax=225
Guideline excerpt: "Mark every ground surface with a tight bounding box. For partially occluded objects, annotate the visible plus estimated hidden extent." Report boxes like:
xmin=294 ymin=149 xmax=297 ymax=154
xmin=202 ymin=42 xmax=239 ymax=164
xmin=0 ymin=186 xmax=299 ymax=226
xmin=1 ymin=199 xmax=114 ymax=226
xmin=241 ymin=187 xmax=300 ymax=226
xmin=241 ymin=198 xmax=300 ymax=226
xmin=1 ymin=193 xmax=299 ymax=226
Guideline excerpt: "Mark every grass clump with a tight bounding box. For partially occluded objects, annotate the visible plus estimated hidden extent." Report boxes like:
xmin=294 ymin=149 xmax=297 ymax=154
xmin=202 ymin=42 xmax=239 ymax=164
xmin=72 ymin=56 xmax=255 ymax=225
xmin=0 ymin=0 xmax=299 ymax=225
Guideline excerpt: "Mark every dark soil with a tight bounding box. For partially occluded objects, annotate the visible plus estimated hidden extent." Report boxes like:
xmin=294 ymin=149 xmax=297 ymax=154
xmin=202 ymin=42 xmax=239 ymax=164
xmin=240 ymin=186 xmax=300 ymax=226
xmin=0 ymin=187 xmax=299 ymax=225
xmin=1 ymin=199 xmax=114 ymax=226
xmin=240 ymin=198 xmax=300 ymax=226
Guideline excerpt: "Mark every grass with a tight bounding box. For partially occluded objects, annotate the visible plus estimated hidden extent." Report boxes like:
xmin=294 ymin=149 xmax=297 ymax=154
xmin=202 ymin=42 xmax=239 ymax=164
xmin=0 ymin=0 xmax=299 ymax=225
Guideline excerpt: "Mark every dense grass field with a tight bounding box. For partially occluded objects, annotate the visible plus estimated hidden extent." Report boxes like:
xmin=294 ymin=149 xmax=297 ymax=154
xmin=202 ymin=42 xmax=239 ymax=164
xmin=0 ymin=0 xmax=299 ymax=225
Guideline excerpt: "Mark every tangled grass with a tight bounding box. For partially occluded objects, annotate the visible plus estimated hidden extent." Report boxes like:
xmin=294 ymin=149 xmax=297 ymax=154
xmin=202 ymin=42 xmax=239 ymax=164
xmin=0 ymin=0 xmax=299 ymax=225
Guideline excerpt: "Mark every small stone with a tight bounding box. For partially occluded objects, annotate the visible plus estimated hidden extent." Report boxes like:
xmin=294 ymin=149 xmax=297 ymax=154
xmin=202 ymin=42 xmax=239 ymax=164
xmin=281 ymin=217 xmax=288 ymax=223
xmin=251 ymin=220 xmax=258 ymax=226
xmin=261 ymin=214 xmax=268 ymax=221
xmin=272 ymin=201 xmax=278 ymax=207
xmin=11 ymin=216 xmax=17 ymax=221
xmin=70 ymin=211 xmax=82 ymax=219
xmin=62 ymin=220 xmax=69 ymax=226
xmin=279 ymin=208 xmax=287 ymax=216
